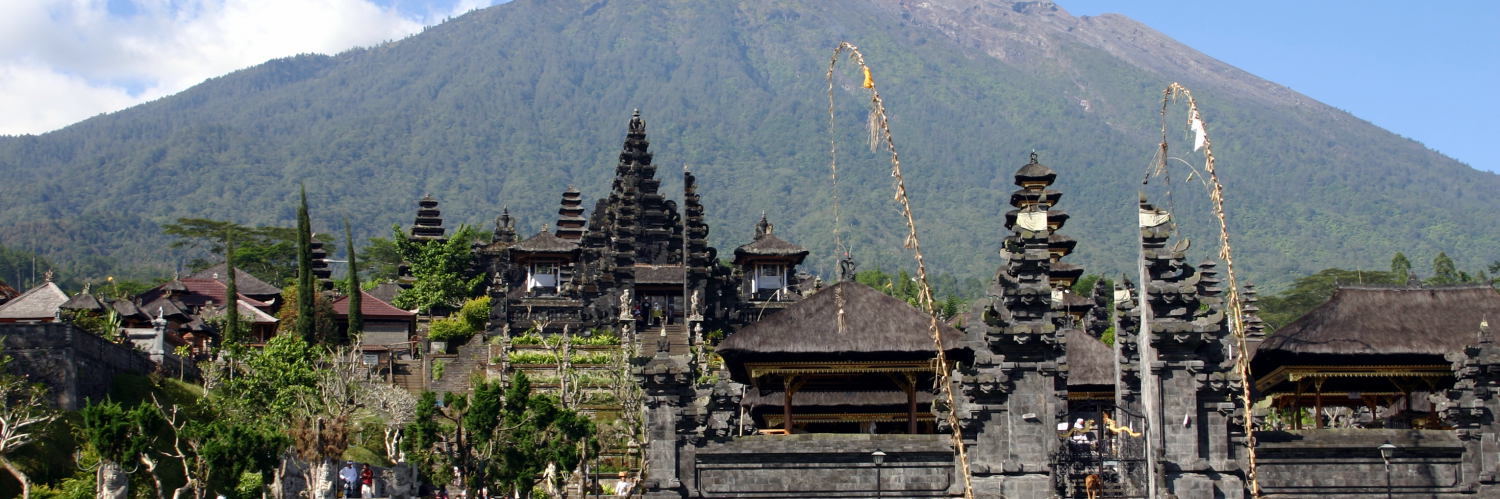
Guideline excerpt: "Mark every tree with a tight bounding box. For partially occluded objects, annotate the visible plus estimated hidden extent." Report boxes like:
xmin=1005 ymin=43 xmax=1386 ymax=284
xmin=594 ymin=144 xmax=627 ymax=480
xmin=344 ymin=220 xmax=363 ymax=342
xmin=224 ymin=230 xmax=242 ymax=348
xmin=401 ymin=392 xmax=454 ymax=490
xmin=216 ymin=333 xmax=320 ymax=420
xmin=0 ymin=358 xmax=60 ymax=499
xmin=393 ymin=225 xmax=483 ymax=314
xmin=78 ymin=400 xmax=161 ymax=499
xmin=275 ymin=284 xmax=339 ymax=345
xmin=296 ymin=185 xmax=316 ymax=343
xmin=487 ymin=373 xmax=596 ymax=497
xmin=1390 ymin=252 xmax=1412 ymax=284
xmin=161 ymin=218 xmax=301 ymax=285
xmin=358 ymin=236 xmax=403 ymax=284
xmin=1259 ymin=268 xmax=1400 ymax=331
xmin=1430 ymin=252 xmax=1461 ymax=286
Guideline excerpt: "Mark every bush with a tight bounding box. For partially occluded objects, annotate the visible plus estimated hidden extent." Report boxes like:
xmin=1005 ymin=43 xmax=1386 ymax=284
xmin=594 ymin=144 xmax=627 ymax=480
xmin=426 ymin=317 xmax=470 ymax=343
xmin=457 ymin=296 xmax=491 ymax=332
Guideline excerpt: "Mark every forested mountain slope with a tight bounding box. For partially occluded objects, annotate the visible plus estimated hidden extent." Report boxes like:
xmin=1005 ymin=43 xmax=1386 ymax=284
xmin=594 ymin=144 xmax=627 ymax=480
xmin=1 ymin=0 xmax=1494 ymax=291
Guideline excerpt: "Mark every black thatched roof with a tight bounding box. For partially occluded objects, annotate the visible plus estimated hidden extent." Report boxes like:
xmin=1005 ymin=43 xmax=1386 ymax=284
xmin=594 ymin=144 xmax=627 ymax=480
xmin=511 ymin=230 xmax=578 ymax=253
xmin=60 ymin=291 xmax=106 ymax=312
xmin=742 ymin=389 xmax=937 ymax=410
xmin=1256 ymin=286 xmax=1500 ymax=363
xmin=634 ymin=265 xmax=685 ymax=284
xmin=717 ymin=281 xmax=965 ymax=359
xmin=1066 ymin=329 xmax=1115 ymax=387
xmin=733 ymin=234 xmax=809 ymax=260
xmin=188 ymin=264 xmax=281 ymax=297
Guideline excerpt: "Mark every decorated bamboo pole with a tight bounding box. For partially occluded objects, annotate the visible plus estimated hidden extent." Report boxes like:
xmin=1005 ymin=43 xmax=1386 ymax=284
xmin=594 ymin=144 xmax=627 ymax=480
xmin=827 ymin=42 xmax=975 ymax=499
xmin=1158 ymin=82 xmax=1262 ymax=497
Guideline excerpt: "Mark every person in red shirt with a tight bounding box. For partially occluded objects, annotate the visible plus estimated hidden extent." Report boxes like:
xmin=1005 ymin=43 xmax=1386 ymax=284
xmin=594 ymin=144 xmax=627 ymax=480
xmin=360 ymin=465 xmax=374 ymax=497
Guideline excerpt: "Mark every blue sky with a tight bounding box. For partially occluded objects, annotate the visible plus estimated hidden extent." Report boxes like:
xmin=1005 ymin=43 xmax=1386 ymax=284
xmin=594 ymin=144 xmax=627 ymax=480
xmin=4 ymin=0 xmax=1494 ymax=173
xmin=1062 ymin=1 xmax=1499 ymax=173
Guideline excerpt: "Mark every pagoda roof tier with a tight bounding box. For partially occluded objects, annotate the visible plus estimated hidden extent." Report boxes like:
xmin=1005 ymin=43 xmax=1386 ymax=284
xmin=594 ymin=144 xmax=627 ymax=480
xmin=1013 ymin=153 xmax=1057 ymax=186
xmin=1009 ymin=189 xmax=1062 ymax=208
xmin=1003 ymin=209 xmax=1069 ymax=231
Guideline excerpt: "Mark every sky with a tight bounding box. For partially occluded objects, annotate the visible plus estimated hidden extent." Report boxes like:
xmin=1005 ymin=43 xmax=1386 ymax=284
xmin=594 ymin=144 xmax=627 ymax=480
xmin=1060 ymin=1 xmax=1499 ymax=173
xmin=2 ymin=0 xmax=1495 ymax=173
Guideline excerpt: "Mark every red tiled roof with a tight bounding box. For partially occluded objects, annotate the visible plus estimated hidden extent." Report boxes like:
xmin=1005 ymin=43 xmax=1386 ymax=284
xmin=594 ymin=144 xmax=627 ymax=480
xmin=331 ymin=291 xmax=415 ymax=319
xmin=139 ymin=278 xmax=270 ymax=309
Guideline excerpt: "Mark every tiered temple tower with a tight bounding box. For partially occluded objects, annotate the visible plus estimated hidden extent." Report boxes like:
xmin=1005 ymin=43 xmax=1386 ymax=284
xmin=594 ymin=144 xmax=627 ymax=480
xmin=1127 ymin=196 xmax=1246 ymax=497
xmin=555 ymin=187 xmax=587 ymax=240
xmin=960 ymin=153 xmax=1082 ymax=498
xmin=410 ymin=195 xmax=447 ymax=241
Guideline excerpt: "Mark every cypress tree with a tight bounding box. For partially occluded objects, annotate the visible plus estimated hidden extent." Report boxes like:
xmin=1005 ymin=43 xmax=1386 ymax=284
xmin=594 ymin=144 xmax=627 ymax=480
xmin=296 ymin=184 xmax=315 ymax=343
xmin=1432 ymin=252 xmax=1460 ymax=286
xmin=345 ymin=219 xmax=363 ymax=343
xmin=225 ymin=229 xmax=242 ymax=347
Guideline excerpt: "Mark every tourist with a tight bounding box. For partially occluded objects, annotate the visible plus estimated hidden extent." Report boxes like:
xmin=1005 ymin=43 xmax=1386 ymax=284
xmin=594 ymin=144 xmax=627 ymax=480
xmin=339 ymin=462 xmax=360 ymax=498
xmin=615 ymin=471 xmax=636 ymax=497
xmin=360 ymin=464 xmax=375 ymax=498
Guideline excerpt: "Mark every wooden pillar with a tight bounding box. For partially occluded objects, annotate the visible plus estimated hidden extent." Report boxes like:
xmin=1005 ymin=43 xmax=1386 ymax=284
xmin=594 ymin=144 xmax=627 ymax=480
xmin=1314 ymin=378 xmax=1325 ymax=429
xmin=906 ymin=385 xmax=917 ymax=434
xmin=783 ymin=375 xmax=795 ymax=434
xmin=1293 ymin=379 xmax=1305 ymax=430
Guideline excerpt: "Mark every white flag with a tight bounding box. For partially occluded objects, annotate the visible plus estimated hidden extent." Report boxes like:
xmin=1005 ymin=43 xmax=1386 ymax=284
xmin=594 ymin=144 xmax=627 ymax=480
xmin=1190 ymin=109 xmax=1207 ymax=151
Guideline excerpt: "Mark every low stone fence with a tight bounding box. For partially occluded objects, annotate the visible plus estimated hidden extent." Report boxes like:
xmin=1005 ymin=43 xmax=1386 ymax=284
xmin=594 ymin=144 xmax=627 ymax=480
xmin=693 ymin=434 xmax=956 ymax=497
xmin=1256 ymin=429 xmax=1469 ymax=497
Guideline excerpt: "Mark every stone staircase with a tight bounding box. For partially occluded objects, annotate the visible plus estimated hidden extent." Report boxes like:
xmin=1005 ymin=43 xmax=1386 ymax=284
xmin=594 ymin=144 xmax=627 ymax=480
xmin=637 ymin=323 xmax=691 ymax=356
xmin=425 ymin=337 xmax=491 ymax=395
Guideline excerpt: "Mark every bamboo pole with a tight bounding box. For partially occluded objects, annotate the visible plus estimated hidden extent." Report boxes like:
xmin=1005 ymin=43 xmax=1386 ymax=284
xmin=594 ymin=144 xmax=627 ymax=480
xmin=827 ymin=42 xmax=975 ymax=499
xmin=1158 ymin=82 xmax=1262 ymax=497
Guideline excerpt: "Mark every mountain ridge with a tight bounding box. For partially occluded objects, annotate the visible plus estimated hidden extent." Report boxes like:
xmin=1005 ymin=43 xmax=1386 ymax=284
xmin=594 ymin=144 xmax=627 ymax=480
xmin=1 ymin=0 xmax=1494 ymax=292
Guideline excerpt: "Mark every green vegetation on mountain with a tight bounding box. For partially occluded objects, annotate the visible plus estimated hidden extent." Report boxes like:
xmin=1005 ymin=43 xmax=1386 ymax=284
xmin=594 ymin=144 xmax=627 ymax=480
xmin=0 ymin=0 xmax=1495 ymax=292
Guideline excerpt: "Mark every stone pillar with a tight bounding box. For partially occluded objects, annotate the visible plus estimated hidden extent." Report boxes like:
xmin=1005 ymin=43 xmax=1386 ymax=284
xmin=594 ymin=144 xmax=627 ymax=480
xmin=1437 ymin=321 xmax=1500 ymax=494
xmin=637 ymin=339 xmax=692 ymax=498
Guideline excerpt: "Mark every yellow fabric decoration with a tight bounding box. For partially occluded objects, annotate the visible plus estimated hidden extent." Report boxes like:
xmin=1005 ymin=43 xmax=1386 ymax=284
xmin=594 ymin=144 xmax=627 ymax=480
xmin=861 ymin=66 xmax=874 ymax=89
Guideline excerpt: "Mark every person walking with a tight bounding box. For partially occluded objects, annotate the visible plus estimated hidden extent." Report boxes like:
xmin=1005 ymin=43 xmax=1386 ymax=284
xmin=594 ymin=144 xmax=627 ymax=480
xmin=340 ymin=462 xmax=360 ymax=498
xmin=360 ymin=465 xmax=375 ymax=498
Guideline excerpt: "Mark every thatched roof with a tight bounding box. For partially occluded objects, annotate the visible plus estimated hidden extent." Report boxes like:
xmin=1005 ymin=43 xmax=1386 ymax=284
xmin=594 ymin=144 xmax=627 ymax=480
xmin=0 ymin=281 xmax=68 ymax=320
xmin=742 ymin=389 xmax=937 ymax=410
xmin=60 ymin=290 xmax=106 ymax=312
xmin=511 ymin=230 xmax=578 ymax=253
xmin=634 ymin=265 xmax=685 ymax=284
xmin=717 ymin=281 xmax=965 ymax=360
xmin=1066 ymin=329 xmax=1115 ymax=387
xmin=1256 ymin=286 xmax=1500 ymax=363
xmin=733 ymin=234 xmax=808 ymax=262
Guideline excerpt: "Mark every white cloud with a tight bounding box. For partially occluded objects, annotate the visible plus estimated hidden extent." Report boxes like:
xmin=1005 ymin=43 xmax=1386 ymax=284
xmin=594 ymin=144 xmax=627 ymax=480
xmin=0 ymin=0 xmax=488 ymax=136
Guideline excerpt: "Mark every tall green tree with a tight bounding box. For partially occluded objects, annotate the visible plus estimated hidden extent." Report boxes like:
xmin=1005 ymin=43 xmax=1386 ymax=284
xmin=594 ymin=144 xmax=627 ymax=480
xmin=1430 ymin=252 xmax=1461 ymax=286
xmin=344 ymin=220 xmax=363 ymax=342
xmin=296 ymin=184 xmax=316 ymax=343
xmin=393 ymin=225 xmax=483 ymax=314
xmin=1390 ymin=252 xmax=1412 ymax=284
xmin=162 ymin=218 xmax=301 ymax=285
xmin=224 ymin=229 xmax=242 ymax=349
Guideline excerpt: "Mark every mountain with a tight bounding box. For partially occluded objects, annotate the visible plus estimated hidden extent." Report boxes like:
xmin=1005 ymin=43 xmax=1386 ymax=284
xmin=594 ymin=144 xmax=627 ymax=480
xmin=1 ymin=0 xmax=1495 ymax=292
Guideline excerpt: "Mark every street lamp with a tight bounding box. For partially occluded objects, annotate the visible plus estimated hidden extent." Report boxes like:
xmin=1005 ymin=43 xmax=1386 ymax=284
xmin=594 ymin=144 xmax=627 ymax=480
xmin=1379 ymin=442 xmax=1397 ymax=499
xmin=872 ymin=449 xmax=887 ymax=497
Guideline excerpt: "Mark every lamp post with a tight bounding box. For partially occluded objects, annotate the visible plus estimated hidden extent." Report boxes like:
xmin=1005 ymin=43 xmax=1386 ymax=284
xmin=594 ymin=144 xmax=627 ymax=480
xmin=1379 ymin=442 xmax=1397 ymax=499
xmin=872 ymin=449 xmax=887 ymax=498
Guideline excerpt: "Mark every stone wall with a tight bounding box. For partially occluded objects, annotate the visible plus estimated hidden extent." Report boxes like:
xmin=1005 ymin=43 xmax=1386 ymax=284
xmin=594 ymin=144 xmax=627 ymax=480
xmin=1256 ymin=429 xmax=1470 ymax=497
xmin=692 ymin=434 xmax=955 ymax=498
xmin=1 ymin=322 xmax=157 ymax=410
